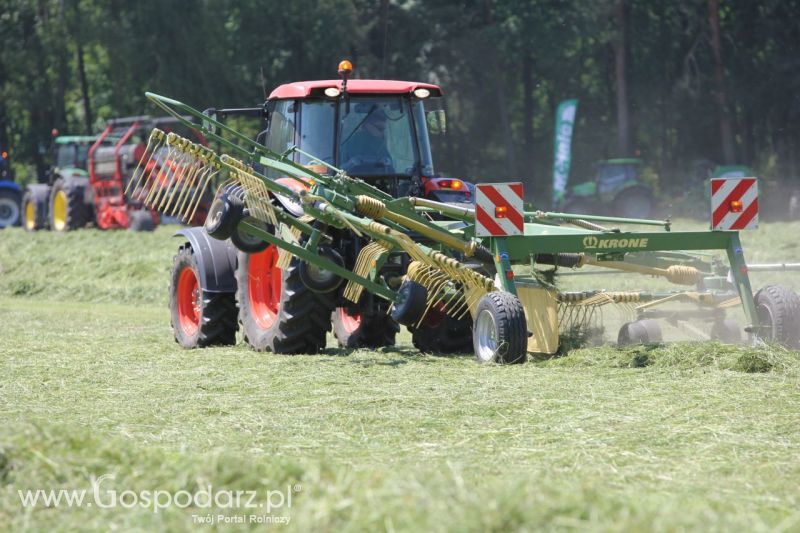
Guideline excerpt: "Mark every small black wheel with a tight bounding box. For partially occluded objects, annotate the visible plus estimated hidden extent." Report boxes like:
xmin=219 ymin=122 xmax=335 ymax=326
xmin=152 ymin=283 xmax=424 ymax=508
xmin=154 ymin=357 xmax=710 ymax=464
xmin=618 ymin=319 xmax=662 ymax=346
xmin=231 ymin=222 xmax=272 ymax=253
xmin=128 ymin=209 xmax=157 ymax=231
xmin=205 ymin=193 xmax=244 ymax=240
xmin=390 ymin=280 xmax=428 ymax=326
xmin=169 ymin=244 xmax=238 ymax=348
xmin=472 ymin=291 xmax=528 ymax=364
xmin=755 ymin=285 xmax=800 ymax=348
xmin=298 ymin=246 xmax=345 ymax=293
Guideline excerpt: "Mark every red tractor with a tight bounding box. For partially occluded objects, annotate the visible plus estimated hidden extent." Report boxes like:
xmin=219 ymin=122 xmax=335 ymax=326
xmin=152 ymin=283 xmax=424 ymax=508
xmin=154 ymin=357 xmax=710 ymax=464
xmin=169 ymin=63 xmax=474 ymax=354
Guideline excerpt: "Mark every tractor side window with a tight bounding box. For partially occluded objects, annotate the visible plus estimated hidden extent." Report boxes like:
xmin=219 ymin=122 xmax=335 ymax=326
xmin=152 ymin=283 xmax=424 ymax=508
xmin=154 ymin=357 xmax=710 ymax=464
xmin=264 ymin=100 xmax=296 ymax=178
xmin=298 ymin=100 xmax=335 ymax=170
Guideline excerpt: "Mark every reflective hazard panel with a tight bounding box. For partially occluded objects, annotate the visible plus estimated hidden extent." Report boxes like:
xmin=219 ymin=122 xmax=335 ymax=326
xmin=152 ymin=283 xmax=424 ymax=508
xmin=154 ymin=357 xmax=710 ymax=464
xmin=475 ymin=182 xmax=524 ymax=237
xmin=710 ymin=177 xmax=758 ymax=231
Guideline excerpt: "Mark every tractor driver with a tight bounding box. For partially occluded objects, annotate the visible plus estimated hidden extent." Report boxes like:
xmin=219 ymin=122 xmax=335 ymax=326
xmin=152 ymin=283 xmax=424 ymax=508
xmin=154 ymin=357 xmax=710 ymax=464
xmin=340 ymin=108 xmax=394 ymax=174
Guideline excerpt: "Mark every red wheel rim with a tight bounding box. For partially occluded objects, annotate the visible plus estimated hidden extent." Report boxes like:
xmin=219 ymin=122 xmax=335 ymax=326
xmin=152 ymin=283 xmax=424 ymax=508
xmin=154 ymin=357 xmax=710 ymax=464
xmin=177 ymin=267 xmax=201 ymax=336
xmin=338 ymin=308 xmax=361 ymax=333
xmin=248 ymin=245 xmax=282 ymax=330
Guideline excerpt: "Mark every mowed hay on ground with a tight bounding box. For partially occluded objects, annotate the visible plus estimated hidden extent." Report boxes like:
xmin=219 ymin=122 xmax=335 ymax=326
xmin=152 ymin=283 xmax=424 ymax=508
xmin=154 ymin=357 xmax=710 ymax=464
xmin=1 ymin=222 xmax=800 ymax=531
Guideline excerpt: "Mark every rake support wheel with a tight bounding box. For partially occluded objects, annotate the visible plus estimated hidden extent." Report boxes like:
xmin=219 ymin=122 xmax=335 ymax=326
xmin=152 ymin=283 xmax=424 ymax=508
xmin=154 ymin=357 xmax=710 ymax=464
xmin=618 ymin=319 xmax=662 ymax=346
xmin=472 ymin=291 xmax=527 ymax=364
xmin=411 ymin=312 xmax=473 ymax=354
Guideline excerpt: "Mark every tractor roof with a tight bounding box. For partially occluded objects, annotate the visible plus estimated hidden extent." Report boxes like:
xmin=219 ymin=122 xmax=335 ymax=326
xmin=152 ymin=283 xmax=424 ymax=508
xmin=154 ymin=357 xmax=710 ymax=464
xmin=55 ymin=136 xmax=98 ymax=144
xmin=269 ymin=80 xmax=442 ymax=99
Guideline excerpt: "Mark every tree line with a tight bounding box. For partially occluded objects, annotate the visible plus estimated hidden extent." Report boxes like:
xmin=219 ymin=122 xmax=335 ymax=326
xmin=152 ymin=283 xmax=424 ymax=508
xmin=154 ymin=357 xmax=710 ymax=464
xmin=1 ymin=0 xmax=798 ymax=202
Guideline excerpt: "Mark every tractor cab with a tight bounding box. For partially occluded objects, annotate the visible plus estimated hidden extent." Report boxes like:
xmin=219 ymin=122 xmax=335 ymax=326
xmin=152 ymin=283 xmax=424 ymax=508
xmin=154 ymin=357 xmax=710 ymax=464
xmin=264 ymin=75 xmax=452 ymax=199
xmin=51 ymin=136 xmax=98 ymax=176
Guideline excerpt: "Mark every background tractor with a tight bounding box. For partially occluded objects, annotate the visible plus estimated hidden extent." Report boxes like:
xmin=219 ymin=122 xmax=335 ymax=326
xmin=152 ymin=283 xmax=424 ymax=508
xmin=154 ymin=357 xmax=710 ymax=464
xmin=168 ymin=64 xmax=474 ymax=354
xmin=21 ymin=117 xmax=196 ymax=232
xmin=0 ymin=148 xmax=22 ymax=228
xmin=560 ymin=158 xmax=654 ymax=219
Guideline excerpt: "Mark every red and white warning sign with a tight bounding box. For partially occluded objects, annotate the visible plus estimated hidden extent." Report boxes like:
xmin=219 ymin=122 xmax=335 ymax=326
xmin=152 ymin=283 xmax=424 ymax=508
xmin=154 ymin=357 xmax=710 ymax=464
xmin=710 ymin=177 xmax=758 ymax=231
xmin=475 ymin=182 xmax=524 ymax=237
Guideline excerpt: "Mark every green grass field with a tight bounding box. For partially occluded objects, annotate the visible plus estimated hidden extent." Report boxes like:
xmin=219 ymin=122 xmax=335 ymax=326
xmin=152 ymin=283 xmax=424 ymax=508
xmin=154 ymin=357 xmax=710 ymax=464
xmin=1 ymin=223 xmax=800 ymax=531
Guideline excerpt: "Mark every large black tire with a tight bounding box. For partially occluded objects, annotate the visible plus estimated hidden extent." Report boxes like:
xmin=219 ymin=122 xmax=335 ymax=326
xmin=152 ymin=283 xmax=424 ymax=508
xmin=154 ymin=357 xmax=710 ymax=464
xmin=754 ymin=285 xmax=800 ymax=348
xmin=613 ymin=187 xmax=653 ymax=219
xmin=0 ymin=188 xmax=21 ymax=228
xmin=472 ymin=291 xmax=528 ymax=364
xmin=128 ymin=209 xmax=157 ymax=232
xmin=411 ymin=311 xmax=473 ymax=354
xmin=332 ymin=307 xmax=399 ymax=348
xmin=169 ymin=245 xmax=238 ymax=348
xmin=237 ymin=246 xmax=335 ymax=353
xmin=49 ymin=177 xmax=89 ymax=231
xmin=22 ymin=185 xmax=51 ymax=231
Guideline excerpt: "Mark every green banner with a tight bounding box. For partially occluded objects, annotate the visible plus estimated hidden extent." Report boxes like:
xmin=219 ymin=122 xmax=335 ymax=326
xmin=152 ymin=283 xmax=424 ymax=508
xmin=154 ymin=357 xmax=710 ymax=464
xmin=552 ymin=99 xmax=578 ymax=208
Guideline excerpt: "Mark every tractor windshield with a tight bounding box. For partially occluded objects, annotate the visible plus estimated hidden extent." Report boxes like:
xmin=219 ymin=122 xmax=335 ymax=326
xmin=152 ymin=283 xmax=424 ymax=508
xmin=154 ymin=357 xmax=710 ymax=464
xmin=292 ymin=96 xmax=435 ymax=181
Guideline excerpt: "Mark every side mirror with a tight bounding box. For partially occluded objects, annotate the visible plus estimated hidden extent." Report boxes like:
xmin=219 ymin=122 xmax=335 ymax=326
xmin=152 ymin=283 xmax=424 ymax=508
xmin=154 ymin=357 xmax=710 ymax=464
xmin=426 ymin=109 xmax=446 ymax=134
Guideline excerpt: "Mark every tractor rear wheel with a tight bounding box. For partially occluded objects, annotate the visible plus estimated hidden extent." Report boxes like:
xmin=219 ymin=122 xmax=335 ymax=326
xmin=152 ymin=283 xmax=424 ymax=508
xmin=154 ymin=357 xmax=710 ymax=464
xmin=22 ymin=185 xmax=50 ymax=231
xmin=49 ymin=178 xmax=89 ymax=231
xmin=169 ymin=245 xmax=238 ymax=348
xmin=237 ymin=245 xmax=335 ymax=353
xmin=411 ymin=307 xmax=473 ymax=354
xmin=0 ymin=189 xmax=21 ymax=228
xmin=472 ymin=292 xmax=527 ymax=364
xmin=332 ymin=307 xmax=399 ymax=348
xmin=754 ymin=285 xmax=800 ymax=347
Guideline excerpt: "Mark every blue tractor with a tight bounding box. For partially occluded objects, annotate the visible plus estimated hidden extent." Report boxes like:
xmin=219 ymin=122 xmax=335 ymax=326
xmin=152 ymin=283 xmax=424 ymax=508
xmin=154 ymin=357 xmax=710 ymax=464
xmin=0 ymin=148 xmax=22 ymax=228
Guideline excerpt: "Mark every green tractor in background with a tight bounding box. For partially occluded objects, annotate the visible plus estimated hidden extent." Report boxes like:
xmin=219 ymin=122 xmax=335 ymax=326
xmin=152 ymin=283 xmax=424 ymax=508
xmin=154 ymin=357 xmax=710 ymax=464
xmin=560 ymin=158 xmax=654 ymax=219
xmin=21 ymin=135 xmax=98 ymax=231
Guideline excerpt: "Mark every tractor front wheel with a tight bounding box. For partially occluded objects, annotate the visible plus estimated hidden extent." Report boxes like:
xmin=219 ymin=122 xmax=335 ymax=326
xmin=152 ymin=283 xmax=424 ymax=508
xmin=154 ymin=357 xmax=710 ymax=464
xmin=472 ymin=292 xmax=527 ymax=364
xmin=332 ymin=307 xmax=399 ymax=348
xmin=754 ymin=285 xmax=800 ymax=347
xmin=49 ymin=178 xmax=89 ymax=231
xmin=237 ymin=246 xmax=335 ymax=353
xmin=22 ymin=185 xmax=51 ymax=231
xmin=169 ymin=245 xmax=238 ymax=348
